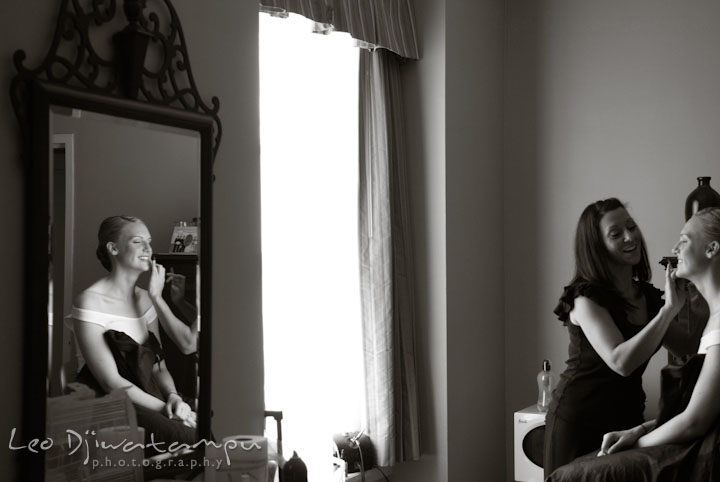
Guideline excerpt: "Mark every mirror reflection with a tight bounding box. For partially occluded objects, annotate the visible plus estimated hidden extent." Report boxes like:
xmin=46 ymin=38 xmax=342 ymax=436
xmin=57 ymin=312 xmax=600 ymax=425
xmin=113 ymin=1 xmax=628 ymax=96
xmin=47 ymin=106 xmax=202 ymax=470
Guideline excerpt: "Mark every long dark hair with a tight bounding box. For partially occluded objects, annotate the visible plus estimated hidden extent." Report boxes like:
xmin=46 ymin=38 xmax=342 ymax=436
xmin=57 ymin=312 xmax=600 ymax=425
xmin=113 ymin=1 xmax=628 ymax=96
xmin=572 ymin=198 xmax=651 ymax=288
xmin=96 ymin=215 xmax=142 ymax=271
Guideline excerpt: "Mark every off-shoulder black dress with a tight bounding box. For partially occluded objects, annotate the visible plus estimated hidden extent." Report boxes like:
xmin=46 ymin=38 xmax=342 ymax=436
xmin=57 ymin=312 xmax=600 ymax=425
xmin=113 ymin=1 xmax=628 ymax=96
xmin=543 ymin=280 xmax=664 ymax=477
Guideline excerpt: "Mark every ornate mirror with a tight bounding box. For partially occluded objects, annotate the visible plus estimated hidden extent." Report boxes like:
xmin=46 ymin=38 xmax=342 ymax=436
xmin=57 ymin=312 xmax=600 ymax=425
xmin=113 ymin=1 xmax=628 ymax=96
xmin=11 ymin=0 xmax=220 ymax=479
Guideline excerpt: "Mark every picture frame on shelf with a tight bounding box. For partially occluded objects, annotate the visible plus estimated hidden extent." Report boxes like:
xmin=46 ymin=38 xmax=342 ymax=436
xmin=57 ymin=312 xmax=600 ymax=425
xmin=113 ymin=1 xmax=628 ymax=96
xmin=170 ymin=222 xmax=199 ymax=253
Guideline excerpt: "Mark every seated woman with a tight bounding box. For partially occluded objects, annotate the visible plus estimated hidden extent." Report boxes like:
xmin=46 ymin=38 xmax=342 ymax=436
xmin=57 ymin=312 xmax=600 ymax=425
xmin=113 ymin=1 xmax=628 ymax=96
xmin=71 ymin=215 xmax=198 ymax=453
xmin=548 ymin=207 xmax=720 ymax=482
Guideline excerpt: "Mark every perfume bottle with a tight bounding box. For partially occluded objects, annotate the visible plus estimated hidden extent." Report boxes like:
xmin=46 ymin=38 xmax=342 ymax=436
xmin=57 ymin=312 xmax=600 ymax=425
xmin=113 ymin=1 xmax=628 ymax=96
xmin=537 ymin=359 xmax=555 ymax=412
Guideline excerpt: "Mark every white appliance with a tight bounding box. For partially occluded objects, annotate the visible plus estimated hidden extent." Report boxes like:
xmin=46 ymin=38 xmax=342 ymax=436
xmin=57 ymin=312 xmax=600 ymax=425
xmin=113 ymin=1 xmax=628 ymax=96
xmin=514 ymin=405 xmax=546 ymax=482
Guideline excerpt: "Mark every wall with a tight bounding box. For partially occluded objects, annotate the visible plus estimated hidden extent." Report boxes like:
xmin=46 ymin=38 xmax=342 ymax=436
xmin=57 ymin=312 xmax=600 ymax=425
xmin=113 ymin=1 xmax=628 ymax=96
xmin=7 ymin=1 xmax=718 ymax=481
xmin=0 ymin=1 xmax=41 ymax=477
xmin=52 ymin=110 xmax=200 ymax=297
xmin=180 ymin=0 xmax=265 ymax=441
xmin=505 ymin=0 xmax=720 ymax=479
xmin=0 ymin=0 xmax=263 ymax=478
xmin=392 ymin=0 xmax=447 ymax=478
xmin=393 ymin=0 xmax=506 ymax=481
xmin=445 ymin=0 xmax=506 ymax=481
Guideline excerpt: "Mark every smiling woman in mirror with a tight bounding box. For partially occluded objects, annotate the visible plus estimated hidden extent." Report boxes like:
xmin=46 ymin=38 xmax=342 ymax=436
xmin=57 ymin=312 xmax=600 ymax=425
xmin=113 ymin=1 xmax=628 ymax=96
xmin=70 ymin=215 xmax=199 ymax=452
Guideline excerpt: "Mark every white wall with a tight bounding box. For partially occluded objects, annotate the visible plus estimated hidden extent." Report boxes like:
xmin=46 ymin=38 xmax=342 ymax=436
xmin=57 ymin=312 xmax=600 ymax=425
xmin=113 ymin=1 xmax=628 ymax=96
xmin=0 ymin=1 xmax=263 ymax=478
xmin=506 ymin=0 xmax=720 ymax=479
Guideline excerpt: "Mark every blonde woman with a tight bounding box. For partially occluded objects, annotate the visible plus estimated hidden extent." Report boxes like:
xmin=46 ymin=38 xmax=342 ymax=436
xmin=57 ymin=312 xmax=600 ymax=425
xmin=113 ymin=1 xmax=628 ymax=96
xmin=72 ymin=215 xmax=197 ymax=451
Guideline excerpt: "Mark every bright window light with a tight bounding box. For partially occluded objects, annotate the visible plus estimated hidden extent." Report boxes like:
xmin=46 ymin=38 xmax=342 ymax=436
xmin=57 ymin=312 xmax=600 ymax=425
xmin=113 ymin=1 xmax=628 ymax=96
xmin=260 ymin=12 xmax=363 ymax=482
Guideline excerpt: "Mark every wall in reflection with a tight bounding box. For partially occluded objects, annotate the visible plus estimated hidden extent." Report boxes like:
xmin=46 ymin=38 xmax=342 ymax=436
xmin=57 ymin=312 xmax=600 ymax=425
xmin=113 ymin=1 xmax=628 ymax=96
xmin=51 ymin=108 xmax=200 ymax=299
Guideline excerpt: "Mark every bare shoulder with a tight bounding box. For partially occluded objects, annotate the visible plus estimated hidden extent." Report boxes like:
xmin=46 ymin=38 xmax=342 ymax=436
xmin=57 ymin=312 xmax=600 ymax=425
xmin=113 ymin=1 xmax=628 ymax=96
xmin=570 ymin=296 xmax=610 ymax=326
xmin=74 ymin=281 xmax=108 ymax=311
xmin=698 ymin=344 xmax=720 ymax=388
xmin=71 ymin=286 xmax=108 ymax=335
xmin=705 ymin=313 xmax=720 ymax=333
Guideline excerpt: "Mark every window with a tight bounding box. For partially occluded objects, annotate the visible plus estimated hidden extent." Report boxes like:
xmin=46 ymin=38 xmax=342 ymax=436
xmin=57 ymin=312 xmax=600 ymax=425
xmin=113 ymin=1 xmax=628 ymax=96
xmin=260 ymin=12 xmax=363 ymax=481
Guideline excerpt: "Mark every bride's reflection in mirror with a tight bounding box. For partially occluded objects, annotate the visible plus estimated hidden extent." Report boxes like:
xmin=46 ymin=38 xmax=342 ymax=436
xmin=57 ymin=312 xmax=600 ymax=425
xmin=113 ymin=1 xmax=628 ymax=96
xmin=70 ymin=215 xmax=197 ymax=452
xmin=13 ymin=1 xmax=219 ymax=476
xmin=45 ymin=106 xmax=204 ymax=475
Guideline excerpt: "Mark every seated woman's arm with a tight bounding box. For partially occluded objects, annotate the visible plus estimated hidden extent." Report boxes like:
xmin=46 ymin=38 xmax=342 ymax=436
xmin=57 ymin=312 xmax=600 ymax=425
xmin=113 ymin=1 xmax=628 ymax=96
xmin=151 ymin=360 xmax=196 ymax=428
xmin=638 ymin=345 xmax=720 ymax=446
xmin=73 ymin=319 xmax=165 ymax=412
xmin=600 ymin=420 xmax=657 ymax=455
xmin=146 ymin=319 xmax=197 ymax=428
xmin=601 ymin=345 xmax=720 ymax=455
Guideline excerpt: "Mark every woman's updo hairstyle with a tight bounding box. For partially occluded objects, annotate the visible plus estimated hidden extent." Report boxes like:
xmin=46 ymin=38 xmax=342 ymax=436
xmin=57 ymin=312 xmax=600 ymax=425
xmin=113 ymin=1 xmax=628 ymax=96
xmin=693 ymin=207 xmax=720 ymax=245
xmin=96 ymin=215 xmax=142 ymax=271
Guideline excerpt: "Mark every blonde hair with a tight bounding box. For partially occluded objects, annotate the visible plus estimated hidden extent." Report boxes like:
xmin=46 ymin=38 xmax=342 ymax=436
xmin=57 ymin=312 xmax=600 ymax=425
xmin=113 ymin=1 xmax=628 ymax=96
xmin=693 ymin=207 xmax=720 ymax=244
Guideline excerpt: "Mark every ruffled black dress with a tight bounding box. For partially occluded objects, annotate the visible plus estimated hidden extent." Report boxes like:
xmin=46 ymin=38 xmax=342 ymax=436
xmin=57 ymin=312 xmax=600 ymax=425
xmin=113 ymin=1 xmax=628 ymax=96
xmin=543 ymin=280 xmax=665 ymax=477
xmin=547 ymin=353 xmax=720 ymax=481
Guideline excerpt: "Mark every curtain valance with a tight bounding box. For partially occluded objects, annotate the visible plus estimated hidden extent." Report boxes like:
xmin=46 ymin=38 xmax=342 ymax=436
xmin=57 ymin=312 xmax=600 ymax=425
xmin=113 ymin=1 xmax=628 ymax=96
xmin=259 ymin=0 xmax=420 ymax=60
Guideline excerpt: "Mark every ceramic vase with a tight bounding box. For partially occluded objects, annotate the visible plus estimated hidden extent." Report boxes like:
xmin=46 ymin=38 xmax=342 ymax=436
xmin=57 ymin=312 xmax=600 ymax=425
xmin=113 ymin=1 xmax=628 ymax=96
xmin=685 ymin=176 xmax=720 ymax=221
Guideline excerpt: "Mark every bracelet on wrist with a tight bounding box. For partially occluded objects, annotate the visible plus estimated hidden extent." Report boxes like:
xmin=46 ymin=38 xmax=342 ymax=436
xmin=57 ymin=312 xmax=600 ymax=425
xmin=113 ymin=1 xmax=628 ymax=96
xmin=166 ymin=391 xmax=180 ymax=402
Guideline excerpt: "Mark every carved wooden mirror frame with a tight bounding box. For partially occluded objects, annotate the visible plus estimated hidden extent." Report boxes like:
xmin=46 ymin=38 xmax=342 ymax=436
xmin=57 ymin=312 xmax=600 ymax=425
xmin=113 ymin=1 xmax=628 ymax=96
xmin=10 ymin=0 xmax=220 ymax=479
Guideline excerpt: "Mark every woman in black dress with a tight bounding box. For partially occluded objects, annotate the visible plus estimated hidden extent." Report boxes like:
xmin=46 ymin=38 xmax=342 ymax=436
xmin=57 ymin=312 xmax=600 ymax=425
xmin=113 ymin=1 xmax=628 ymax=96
xmin=544 ymin=198 xmax=689 ymax=477
xmin=548 ymin=207 xmax=720 ymax=482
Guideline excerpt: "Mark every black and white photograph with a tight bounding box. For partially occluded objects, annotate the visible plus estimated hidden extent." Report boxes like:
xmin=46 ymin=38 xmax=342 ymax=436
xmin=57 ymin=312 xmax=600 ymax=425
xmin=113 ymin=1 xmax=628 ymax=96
xmin=2 ymin=1 xmax=720 ymax=482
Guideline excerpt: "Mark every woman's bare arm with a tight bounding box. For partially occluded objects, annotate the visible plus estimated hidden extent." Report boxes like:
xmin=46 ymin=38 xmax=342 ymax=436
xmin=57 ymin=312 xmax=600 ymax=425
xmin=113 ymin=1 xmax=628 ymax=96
xmin=573 ymin=266 xmax=684 ymax=376
xmin=151 ymin=296 xmax=198 ymax=354
xmin=637 ymin=345 xmax=720 ymax=446
xmin=574 ymin=298 xmax=676 ymax=376
xmin=147 ymin=262 xmax=197 ymax=354
xmin=73 ymin=319 xmax=165 ymax=412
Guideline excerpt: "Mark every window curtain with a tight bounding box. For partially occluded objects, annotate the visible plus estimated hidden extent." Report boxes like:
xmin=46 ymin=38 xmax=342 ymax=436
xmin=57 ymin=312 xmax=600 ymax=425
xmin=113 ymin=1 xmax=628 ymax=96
xmin=258 ymin=0 xmax=420 ymax=60
xmin=258 ymin=0 xmax=420 ymax=466
xmin=358 ymin=48 xmax=419 ymax=466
